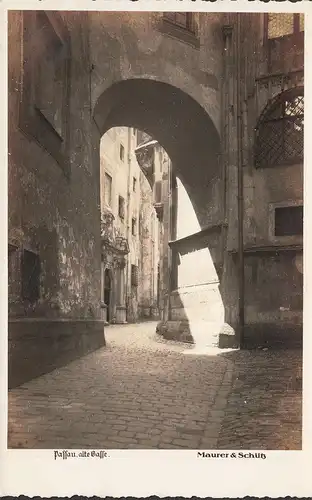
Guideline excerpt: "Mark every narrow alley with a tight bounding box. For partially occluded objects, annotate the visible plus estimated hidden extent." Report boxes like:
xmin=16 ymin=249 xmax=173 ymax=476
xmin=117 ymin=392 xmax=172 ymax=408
xmin=8 ymin=322 xmax=302 ymax=450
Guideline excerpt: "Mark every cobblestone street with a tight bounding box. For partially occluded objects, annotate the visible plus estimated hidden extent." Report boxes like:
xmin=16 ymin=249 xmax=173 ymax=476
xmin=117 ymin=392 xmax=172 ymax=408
xmin=8 ymin=322 xmax=302 ymax=450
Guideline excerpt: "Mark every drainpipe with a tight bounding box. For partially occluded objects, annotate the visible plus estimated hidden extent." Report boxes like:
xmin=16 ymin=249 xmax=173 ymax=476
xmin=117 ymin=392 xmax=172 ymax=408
xmin=125 ymin=128 xmax=132 ymax=319
xmin=236 ymin=13 xmax=245 ymax=347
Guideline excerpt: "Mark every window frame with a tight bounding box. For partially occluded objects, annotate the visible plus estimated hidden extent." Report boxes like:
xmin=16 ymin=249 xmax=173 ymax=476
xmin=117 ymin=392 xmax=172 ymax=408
xmin=104 ymin=172 xmax=113 ymax=207
xmin=254 ymin=87 xmax=304 ymax=169
xmin=268 ymin=200 xmax=303 ymax=245
xmin=119 ymin=143 xmax=125 ymax=162
xmin=18 ymin=11 xmax=71 ymax=176
xmin=264 ymin=13 xmax=304 ymax=41
xmin=159 ymin=12 xmax=200 ymax=49
xmin=118 ymin=195 xmax=125 ymax=220
xmin=163 ymin=12 xmax=195 ymax=34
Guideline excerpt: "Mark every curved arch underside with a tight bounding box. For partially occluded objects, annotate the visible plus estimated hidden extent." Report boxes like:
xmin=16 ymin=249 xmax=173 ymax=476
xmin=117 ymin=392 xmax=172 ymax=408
xmin=94 ymin=79 xmax=222 ymax=227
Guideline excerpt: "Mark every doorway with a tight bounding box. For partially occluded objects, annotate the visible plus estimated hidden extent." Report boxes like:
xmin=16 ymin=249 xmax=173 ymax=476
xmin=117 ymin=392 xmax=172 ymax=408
xmin=104 ymin=268 xmax=112 ymax=322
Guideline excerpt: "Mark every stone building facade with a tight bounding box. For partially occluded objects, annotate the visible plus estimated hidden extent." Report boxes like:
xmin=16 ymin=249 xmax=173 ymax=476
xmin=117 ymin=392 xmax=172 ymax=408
xmin=8 ymin=11 xmax=304 ymax=387
xmin=99 ymin=127 xmax=167 ymax=325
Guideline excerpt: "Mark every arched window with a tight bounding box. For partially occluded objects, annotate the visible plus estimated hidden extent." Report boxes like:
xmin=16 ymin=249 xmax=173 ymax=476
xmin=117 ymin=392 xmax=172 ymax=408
xmin=254 ymin=88 xmax=304 ymax=169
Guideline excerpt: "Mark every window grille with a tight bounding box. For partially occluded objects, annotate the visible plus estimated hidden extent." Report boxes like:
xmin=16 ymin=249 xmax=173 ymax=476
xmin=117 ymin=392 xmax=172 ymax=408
xmin=254 ymin=88 xmax=304 ymax=168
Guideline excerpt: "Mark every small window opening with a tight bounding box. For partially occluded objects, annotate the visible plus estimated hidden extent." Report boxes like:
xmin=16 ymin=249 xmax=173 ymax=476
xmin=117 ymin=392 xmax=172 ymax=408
xmin=131 ymin=264 xmax=139 ymax=287
xmin=118 ymin=196 xmax=125 ymax=219
xmin=274 ymin=205 xmax=303 ymax=237
xmin=120 ymin=144 xmax=125 ymax=162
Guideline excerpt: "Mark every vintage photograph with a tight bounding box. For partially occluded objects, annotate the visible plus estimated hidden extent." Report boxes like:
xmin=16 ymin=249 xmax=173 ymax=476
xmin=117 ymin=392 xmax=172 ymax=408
xmin=8 ymin=10 xmax=303 ymax=450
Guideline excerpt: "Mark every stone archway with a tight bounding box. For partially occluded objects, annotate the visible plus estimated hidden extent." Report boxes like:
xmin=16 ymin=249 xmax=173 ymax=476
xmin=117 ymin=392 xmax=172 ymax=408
xmin=93 ymin=78 xmax=231 ymax=347
xmin=94 ymin=79 xmax=222 ymax=229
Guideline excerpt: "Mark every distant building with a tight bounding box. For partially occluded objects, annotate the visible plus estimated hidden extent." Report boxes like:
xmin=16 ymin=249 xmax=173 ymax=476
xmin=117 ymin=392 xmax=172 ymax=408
xmin=99 ymin=127 xmax=170 ymax=324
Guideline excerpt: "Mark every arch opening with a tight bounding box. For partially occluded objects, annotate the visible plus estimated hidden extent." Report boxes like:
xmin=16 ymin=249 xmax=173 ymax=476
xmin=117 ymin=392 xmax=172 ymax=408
xmin=95 ymin=79 xmax=225 ymax=347
xmin=94 ymin=78 xmax=222 ymax=228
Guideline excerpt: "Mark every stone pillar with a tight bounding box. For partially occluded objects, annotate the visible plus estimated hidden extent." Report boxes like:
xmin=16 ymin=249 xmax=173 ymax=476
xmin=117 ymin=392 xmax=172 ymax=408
xmin=159 ymin=163 xmax=171 ymax=323
xmin=114 ymin=257 xmax=127 ymax=324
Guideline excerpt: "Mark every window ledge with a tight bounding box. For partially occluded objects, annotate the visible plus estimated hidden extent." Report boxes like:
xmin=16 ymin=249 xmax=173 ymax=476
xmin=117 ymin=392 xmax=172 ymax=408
xmin=255 ymin=159 xmax=303 ymax=169
xmin=229 ymin=244 xmax=302 ymax=256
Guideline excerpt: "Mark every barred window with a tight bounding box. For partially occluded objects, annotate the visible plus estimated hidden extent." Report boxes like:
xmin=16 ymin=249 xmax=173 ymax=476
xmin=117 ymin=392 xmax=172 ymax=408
xmin=254 ymin=88 xmax=304 ymax=168
xmin=266 ymin=13 xmax=304 ymax=40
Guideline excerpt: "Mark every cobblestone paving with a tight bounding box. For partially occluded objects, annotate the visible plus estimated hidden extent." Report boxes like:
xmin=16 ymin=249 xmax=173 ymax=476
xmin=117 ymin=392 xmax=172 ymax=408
xmin=8 ymin=322 xmax=302 ymax=450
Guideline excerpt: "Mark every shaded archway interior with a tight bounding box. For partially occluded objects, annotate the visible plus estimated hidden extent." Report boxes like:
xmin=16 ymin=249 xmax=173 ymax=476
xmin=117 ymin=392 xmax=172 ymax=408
xmin=94 ymin=79 xmax=221 ymax=228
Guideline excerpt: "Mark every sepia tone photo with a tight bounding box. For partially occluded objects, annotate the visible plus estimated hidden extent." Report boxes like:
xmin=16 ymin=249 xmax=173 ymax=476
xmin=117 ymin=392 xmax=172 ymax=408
xmin=8 ymin=10 xmax=303 ymax=451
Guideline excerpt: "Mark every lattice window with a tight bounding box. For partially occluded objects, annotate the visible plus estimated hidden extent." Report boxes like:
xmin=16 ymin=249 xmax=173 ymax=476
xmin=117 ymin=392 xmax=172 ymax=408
xmin=254 ymin=88 xmax=304 ymax=168
xmin=267 ymin=13 xmax=304 ymax=39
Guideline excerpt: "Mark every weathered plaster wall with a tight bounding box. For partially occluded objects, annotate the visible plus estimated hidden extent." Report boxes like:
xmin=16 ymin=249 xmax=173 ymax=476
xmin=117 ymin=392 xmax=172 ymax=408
xmin=234 ymin=13 xmax=303 ymax=338
xmin=8 ymin=12 xmax=105 ymax=387
xmin=9 ymin=12 xmax=102 ymax=320
xmin=90 ymin=12 xmax=223 ymax=134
